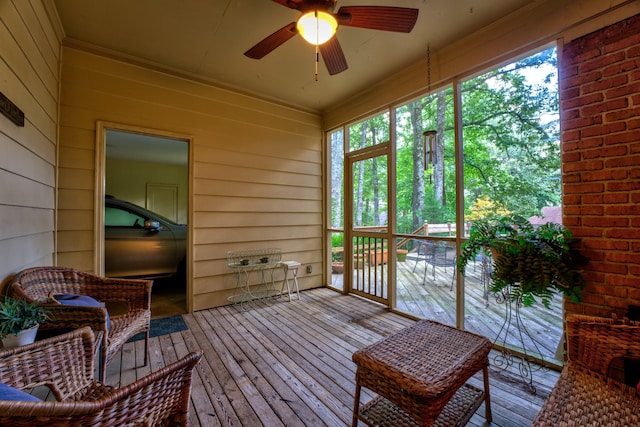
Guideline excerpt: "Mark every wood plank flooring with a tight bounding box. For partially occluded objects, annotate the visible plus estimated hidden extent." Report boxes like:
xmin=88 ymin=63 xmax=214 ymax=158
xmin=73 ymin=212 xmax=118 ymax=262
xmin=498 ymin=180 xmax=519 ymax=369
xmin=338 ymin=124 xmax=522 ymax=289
xmin=333 ymin=255 xmax=564 ymax=363
xmin=107 ymin=288 xmax=559 ymax=427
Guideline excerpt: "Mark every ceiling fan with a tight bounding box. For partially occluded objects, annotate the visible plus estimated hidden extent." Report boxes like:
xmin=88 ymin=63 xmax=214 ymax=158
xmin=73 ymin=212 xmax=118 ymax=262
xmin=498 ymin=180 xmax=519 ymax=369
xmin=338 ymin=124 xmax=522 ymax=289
xmin=244 ymin=0 xmax=419 ymax=75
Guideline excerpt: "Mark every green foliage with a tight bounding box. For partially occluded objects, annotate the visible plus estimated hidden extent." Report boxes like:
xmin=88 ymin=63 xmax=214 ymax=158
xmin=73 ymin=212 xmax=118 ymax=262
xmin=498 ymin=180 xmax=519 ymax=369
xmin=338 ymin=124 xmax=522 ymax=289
xmin=457 ymin=215 xmax=588 ymax=308
xmin=422 ymin=192 xmax=455 ymax=224
xmin=465 ymin=195 xmax=511 ymax=223
xmin=348 ymin=112 xmax=390 ymax=152
xmin=390 ymin=47 xmax=560 ymax=232
xmin=0 ymin=296 xmax=48 ymax=338
xmin=331 ymin=233 xmax=345 ymax=262
xmin=349 ymin=112 xmax=390 ymax=228
xmin=332 ymin=47 xmax=561 ymax=246
xmin=459 ymin=48 xmax=561 ymax=217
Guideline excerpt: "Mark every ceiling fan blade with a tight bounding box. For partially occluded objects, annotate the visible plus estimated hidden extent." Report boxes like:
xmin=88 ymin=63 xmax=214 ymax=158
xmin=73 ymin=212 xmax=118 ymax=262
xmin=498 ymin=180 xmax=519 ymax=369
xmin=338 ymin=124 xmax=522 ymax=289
xmin=244 ymin=22 xmax=298 ymax=59
xmin=319 ymin=36 xmax=348 ymax=75
xmin=271 ymin=0 xmax=337 ymax=11
xmin=270 ymin=0 xmax=303 ymax=10
xmin=336 ymin=6 xmax=419 ymax=33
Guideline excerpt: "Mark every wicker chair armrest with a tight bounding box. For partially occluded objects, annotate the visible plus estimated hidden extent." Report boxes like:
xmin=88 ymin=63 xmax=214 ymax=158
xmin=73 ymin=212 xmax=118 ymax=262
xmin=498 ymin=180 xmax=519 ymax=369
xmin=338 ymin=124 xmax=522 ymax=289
xmin=81 ymin=277 xmax=152 ymax=311
xmin=0 ymin=327 xmax=96 ymax=401
xmin=107 ymin=350 xmax=202 ymax=425
xmin=40 ymin=304 xmax=109 ymax=333
xmin=0 ymin=350 xmax=202 ymax=425
xmin=566 ymin=314 xmax=640 ymax=375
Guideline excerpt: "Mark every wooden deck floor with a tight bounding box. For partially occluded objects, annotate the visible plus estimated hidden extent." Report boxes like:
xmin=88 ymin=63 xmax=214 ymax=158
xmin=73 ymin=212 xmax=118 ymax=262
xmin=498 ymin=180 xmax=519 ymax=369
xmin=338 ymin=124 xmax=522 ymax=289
xmin=333 ymin=254 xmax=564 ymax=364
xmin=108 ymin=288 xmax=559 ymax=427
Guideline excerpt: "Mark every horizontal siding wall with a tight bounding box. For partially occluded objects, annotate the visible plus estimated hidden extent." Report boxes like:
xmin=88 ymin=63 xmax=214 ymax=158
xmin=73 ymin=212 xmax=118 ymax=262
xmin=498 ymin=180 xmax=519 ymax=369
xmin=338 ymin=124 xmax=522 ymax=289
xmin=57 ymin=47 xmax=323 ymax=311
xmin=0 ymin=0 xmax=60 ymax=287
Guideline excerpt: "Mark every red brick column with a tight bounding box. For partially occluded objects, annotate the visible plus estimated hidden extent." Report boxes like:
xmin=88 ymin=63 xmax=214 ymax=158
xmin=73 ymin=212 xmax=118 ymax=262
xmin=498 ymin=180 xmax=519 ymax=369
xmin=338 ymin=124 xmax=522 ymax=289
xmin=560 ymin=14 xmax=640 ymax=318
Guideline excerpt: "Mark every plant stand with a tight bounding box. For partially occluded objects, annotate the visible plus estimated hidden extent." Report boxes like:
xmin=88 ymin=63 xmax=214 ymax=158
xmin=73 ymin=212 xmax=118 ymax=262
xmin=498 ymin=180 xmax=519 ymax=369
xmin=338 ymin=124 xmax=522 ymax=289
xmin=491 ymin=284 xmax=544 ymax=394
xmin=226 ymin=248 xmax=282 ymax=310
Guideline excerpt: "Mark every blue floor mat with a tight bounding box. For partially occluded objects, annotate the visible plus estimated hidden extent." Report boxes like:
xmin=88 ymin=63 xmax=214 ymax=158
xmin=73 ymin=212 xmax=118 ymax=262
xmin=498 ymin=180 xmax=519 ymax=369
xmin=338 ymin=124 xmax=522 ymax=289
xmin=128 ymin=314 xmax=188 ymax=342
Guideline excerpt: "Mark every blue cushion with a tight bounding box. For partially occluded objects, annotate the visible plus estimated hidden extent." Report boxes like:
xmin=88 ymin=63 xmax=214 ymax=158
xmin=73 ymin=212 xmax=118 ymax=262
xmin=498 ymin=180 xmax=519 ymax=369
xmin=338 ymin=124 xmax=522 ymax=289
xmin=54 ymin=294 xmax=110 ymax=330
xmin=0 ymin=382 xmax=41 ymax=402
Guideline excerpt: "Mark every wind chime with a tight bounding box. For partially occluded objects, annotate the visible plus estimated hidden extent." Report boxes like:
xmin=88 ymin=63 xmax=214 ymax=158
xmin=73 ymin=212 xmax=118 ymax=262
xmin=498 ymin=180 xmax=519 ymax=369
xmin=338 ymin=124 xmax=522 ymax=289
xmin=423 ymin=129 xmax=437 ymax=168
xmin=423 ymin=130 xmax=437 ymax=183
xmin=423 ymin=44 xmax=437 ymax=183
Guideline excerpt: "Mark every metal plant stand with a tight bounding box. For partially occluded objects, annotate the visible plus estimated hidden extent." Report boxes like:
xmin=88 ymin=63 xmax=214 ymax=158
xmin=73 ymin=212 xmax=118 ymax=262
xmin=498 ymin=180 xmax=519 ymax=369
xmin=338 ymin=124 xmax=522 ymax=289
xmin=491 ymin=284 xmax=545 ymax=394
xmin=227 ymin=248 xmax=282 ymax=310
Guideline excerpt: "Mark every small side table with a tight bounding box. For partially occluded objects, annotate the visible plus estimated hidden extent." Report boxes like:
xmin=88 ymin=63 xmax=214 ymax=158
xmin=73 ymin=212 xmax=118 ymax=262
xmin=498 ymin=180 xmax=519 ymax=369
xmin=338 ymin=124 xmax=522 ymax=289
xmin=280 ymin=261 xmax=300 ymax=301
xmin=352 ymin=319 xmax=492 ymax=426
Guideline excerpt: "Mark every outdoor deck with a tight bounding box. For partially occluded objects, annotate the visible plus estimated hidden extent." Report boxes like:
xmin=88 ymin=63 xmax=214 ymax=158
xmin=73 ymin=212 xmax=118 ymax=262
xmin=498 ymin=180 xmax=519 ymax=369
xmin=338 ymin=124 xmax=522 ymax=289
xmin=109 ymin=288 xmax=560 ymax=426
xmin=332 ymin=252 xmax=564 ymax=364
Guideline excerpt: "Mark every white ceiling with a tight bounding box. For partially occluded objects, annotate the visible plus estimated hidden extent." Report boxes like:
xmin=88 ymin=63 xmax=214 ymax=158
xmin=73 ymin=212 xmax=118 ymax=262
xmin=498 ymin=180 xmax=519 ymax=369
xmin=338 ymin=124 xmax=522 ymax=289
xmin=106 ymin=130 xmax=188 ymax=165
xmin=53 ymin=0 xmax=534 ymax=113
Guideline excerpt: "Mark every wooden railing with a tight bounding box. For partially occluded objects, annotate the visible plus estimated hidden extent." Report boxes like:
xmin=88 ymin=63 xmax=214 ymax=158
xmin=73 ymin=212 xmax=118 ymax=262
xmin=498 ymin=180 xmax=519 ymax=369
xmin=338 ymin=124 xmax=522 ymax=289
xmin=333 ymin=221 xmax=471 ymax=256
xmin=395 ymin=221 xmax=469 ymax=249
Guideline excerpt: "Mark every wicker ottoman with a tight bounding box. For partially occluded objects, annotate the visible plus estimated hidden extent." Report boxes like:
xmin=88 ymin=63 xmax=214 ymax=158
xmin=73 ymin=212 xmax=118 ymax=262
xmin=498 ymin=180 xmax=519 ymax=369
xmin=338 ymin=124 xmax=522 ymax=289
xmin=352 ymin=319 xmax=492 ymax=426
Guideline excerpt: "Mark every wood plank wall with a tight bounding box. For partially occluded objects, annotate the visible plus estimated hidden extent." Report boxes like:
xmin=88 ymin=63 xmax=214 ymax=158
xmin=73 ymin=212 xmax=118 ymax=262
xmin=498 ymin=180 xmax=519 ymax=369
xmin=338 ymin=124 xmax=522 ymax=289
xmin=0 ymin=0 xmax=61 ymax=286
xmin=56 ymin=47 xmax=324 ymax=312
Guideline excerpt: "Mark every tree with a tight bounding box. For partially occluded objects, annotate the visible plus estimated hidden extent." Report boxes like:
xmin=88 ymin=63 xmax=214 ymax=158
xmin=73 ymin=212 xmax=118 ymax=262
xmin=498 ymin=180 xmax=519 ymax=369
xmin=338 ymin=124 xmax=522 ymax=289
xmin=330 ymin=130 xmax=343 ymax=229
xmin=347 ymin=112 xmax=390 ymax=228
xmin=394 ymin=47 xmax=559 ymax=231
xmin=354 ymin=121 xmax=367 ymax=226
xmin=333 ymin=48 xmax=559 ymax=237
xmin=409 ymin=100 xmax=425 ymax=232
xmin=460 ymin=49 xmax=560 ymax=216
xmin=396 ymin=88 xmax=456 ymax=232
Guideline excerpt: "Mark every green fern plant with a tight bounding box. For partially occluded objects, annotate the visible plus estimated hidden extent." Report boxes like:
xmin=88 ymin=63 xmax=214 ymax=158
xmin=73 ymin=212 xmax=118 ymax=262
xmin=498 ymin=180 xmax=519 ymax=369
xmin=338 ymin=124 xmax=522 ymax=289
xmin=457 ymin=215 xmax=588 ymax=308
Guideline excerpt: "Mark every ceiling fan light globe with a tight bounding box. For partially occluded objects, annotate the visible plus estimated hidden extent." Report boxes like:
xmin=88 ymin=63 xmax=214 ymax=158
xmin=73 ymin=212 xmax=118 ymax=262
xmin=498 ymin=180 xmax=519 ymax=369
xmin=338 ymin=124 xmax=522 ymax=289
xmin=297 ymin=11 xmax=337 ymax=45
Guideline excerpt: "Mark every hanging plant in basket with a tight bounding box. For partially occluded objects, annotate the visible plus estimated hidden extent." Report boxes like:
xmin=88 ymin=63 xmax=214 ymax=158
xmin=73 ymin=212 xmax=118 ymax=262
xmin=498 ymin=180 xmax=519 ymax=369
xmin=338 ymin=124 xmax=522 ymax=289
xmin=457 ymin=215 xmax=588 ymax=308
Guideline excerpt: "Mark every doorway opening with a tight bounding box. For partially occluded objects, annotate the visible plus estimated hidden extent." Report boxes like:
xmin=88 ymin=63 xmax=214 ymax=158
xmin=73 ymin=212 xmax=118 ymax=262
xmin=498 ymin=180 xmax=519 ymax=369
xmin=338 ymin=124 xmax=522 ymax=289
xmin=96 ymin=122 xmax=191 ymax=317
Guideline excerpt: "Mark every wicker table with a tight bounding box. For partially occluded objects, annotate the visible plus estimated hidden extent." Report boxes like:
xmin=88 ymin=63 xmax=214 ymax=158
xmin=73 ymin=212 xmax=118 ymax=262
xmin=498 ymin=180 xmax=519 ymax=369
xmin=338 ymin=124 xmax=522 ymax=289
xmin=352 ymin=319 xmax=492 ymax=426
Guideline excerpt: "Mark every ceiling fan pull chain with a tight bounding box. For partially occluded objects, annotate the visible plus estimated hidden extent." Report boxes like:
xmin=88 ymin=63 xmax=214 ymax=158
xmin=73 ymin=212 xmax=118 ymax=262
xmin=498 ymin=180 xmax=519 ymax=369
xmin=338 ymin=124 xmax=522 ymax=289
xmin=315 ymin=12 xmax=320 ymax=81
xmin=315 ymin=45 xmax=319 ymax=81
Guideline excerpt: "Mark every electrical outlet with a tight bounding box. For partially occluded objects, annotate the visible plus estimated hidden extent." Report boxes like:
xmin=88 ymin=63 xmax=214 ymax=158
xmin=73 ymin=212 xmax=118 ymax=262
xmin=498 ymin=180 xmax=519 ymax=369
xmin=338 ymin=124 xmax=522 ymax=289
xmin=306 ymin=265 xmax=312 ymax=274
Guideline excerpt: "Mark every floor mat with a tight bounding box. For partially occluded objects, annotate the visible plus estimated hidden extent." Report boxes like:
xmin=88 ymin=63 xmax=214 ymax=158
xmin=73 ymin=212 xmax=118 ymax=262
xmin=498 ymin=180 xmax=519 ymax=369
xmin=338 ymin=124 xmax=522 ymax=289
xmin=128 ymin=314 xmax=188 ymax=342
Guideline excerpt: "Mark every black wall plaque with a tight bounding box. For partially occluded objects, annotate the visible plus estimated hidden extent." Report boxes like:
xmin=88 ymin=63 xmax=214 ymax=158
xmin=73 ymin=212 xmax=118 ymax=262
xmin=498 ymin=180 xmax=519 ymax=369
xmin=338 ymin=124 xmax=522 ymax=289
xmin=0 ymin=91 xmax=25 ymax=127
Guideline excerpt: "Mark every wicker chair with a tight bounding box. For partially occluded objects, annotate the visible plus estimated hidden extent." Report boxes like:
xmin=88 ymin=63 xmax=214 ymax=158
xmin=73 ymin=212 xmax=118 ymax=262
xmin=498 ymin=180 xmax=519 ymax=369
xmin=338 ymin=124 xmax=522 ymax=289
xmin=532 ymin=314 xmax=640 ymax=426
xmin=9 ymin=266 xmax=152 ymax=381
xmin=0 ymin=327 xmax=202 ymax=426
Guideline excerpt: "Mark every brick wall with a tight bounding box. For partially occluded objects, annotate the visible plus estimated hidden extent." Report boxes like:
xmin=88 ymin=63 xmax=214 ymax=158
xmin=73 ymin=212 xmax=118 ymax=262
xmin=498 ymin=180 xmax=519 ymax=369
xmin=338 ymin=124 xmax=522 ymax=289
xmin=561 ymin=14 xmax=640 ymax=318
